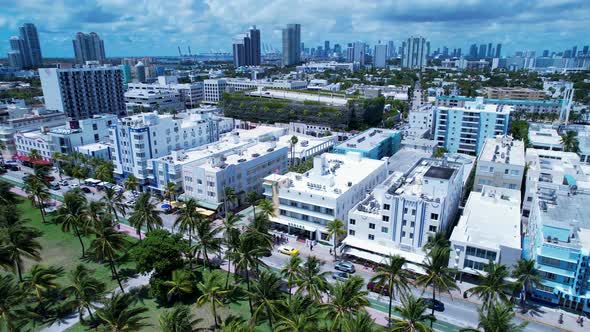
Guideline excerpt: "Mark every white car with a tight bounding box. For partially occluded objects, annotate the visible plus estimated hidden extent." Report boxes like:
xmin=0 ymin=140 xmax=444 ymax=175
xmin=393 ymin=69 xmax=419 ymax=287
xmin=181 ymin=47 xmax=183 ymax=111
xmin=70 ymin=183 xmax=80 ymax=188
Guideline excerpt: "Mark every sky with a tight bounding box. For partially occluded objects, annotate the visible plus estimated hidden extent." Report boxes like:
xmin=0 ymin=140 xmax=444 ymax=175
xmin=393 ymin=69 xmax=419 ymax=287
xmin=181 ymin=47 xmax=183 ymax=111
xmin=1 ymin=0 xmax=589 ymax=58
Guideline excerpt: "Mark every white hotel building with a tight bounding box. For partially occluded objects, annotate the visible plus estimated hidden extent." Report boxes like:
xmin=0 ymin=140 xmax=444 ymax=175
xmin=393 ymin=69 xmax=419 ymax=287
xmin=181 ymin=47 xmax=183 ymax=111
xmin=449 ymin=186 xmax=522 ymax=276
xmin=473 ymin=135 xmax=525 ymax=192
xmin=110 ymin=110 xmax=233 ymax=187
xmin=263 ymin=152 xmax=388 ymax=241
xmin=342 ymin=157 xmax=464 ymax=268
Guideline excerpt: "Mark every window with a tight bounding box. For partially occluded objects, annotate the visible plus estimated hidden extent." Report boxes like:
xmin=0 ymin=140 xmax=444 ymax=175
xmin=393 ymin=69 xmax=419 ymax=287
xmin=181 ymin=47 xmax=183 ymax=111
xmin=409 ymin=233 xmax=414 ymax=239
xmin=349 ymin=229 xmax=356 ymax=236
xmin=369 ymin=223 xmax=375 ymax=229
xmin=431 ymin=213 xmax=439 ymax=220
xmin=381 ymin=227 xmax=388 ymax=233
xmin=197 ymin=179 xmax=203 ymax=184
xmin=410 ymin=221 xmax=415 ymax=227
xmin=504 ymin=169 xmax=509 ymax=175
xmin=508 ymin=184 xmax=517 ymax=189
xmin=383 ymin=204 xmax=390 ymax=210
xmin=411 ymin=209 xmax=416 ymax=216
xmin=402 ymin=231 xmax=406 ymax=237
xmin=349 ymin=219 xmax=356 ymax=225
xmin=368 ymin=234 xmax=374 ymax=240
xmin=382 ymin=215 xmax=389 ymax=222
xmin=403 ymin=207 xmax=408 ymax=214
xmin=489 ymin=167 xmax=494 ymax=172
xmin=526 ymin=196 xmax=533 ymax=202
xmin=510 ymin=170 xmax=519 ymax=176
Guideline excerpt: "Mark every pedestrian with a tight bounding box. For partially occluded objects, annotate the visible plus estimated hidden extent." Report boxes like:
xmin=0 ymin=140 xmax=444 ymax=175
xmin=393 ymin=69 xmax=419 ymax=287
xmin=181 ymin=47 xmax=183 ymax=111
xmin=329 ymin=248 xmax=333 ymax=255
xmin=310 ymin=244 xmax=313 ymax=251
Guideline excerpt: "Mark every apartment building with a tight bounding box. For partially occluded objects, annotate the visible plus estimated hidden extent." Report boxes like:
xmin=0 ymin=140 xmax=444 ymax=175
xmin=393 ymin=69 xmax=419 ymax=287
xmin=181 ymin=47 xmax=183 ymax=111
xmin=407 ymin=105 xmax=435 ymax=138
xmin=342 ymin=157 xmax=464 ymax=269
xmin=14 ymin=129 xmax=53 ymax=161
xmin=528 ymin=124 xmax=563 ymax=151
xmin=109 ymin=110 xmax=232 ymax=187
xmin=277 ymin=134 xmax=336 ymax=165
xmin=263 ymin=152 xmax=388 ymax=241
xmin=127 ymin=77 xmax=204 ymax=108
xmin=203 ymin=79 xmax=227 ymax=102
xmin=436 ymin=95 xmax=561 ymax=115
xmin=434 ymin=97 xmax=511 ymax=155
xmin=124 ymin=89 xmax=183 ymax=113
xmin=474 ymin=135 xmax=525 ymax=191
xmin=484 ymin=87 xmax=546 ymax=100
xmin=449 ymin=186 xmax=522 ymax=276
xmin=39 ymin=65 xmax=125 ymax=120
xmin=334 ymin=128 xmax=402 ymax=160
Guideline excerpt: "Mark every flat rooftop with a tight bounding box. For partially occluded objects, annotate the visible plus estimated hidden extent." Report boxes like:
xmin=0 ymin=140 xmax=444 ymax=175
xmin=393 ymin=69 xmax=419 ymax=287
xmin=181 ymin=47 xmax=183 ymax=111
xmin=479 ymin=136 xmax=525 ymax=166
xmin=77 ymin=142 xmax=110 ymax=151
xmin=436 ymin=95 xmax=562 ymax=107
xmin=424 ymin=166 xmax=454 ymax=180
xmin=200 ymin=141 xmax=285 ymax=172
xmin=528 ymin=124 xmax=562 ymax=147
xmin=270 ymin=152 xmax=386 ymax=198
xmin=438 ymin=101 xmax=512 ymax=115
xmin=387 ymin=148 xmax=432 ymax=174
xmin=336 ymin=128 xmax=400 ymax=152
xmin=450 ymin=186 xmax=521 ymax=250
xmin=245 ymin=89 xmax=348 ymax=106
xmin=277 ymin=134 xmax=334 ymax=154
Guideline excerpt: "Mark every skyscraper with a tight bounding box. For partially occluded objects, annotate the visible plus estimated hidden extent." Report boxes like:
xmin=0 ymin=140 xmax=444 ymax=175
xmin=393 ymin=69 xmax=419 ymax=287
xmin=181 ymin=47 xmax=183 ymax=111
xmin=352 ymin=42 xmax=366 ymax=65
xmin=334 ymin=44 xmax=341 ymax=54
xmin=572 ymin=46 xmax=578 ymax=58
xmin=583 ymin=46 xmax=589 ymax=55
xmin=469 ymin=44 xmax=478 ymax=58
xmin=73 ymin=32 xmax=106 ymax=64
xmin=479 ymin=44 xmax=487 ymax=58
xmin=387 ymin=40 xmax=395 ymax=58
xmin=324 ymin=40 xmax=330 ymax=55
xmin=495 ymin=43 xmax=502 ymax=58
xmin=232 ymin=26 xmax=261 ymax=67
xmin=282 ymin=24 xmax=301 ymax=67
xmin=6 ymin=23 xmax=42 ymax=69
xmin=487 ymin=43 xmax=493 ymax=57
xmin=542 ymin=50 xmax=550 ymax=57
xmin=401 ymin=36 xmax=427 ymax=69
xmin=373 ymin=43 xmax=387 ymax=68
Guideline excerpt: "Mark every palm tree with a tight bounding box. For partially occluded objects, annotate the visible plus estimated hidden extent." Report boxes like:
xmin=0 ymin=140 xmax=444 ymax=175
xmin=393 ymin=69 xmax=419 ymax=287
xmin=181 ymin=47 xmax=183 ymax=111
xmin=51 ymin=152 xmax=64 ymax=180
xmin=95 ymin=292 xmax=150 ymax=331
xmin=467 ymin=261 xmax=513 ymax=310
xmin=101 ymin=187 xmax=127 ymax=224
xmin=0 ymin=182 xmax=17 ymax=206
xmin=23 ymin=264 xmax=64 ymax=300
xmin=86 ymin=200 xmax=106 ymax=230
xmin=197 ymin=270 xmax=232 ymax=328
xmin=90 ymin=224 xmax=128 ymax=292
xmin=257 ymin=199 xmax=275 ymax=219
xmin=246 ymin=191 xmax=259 ymax=221
xmin=341 ymin=312 xmax=379 ymax=332
xmin=164 ymin=270 xmax=193 ymax=302
xmin=248 ymin=271 xmax=284 ymax=330
xmin=23 ymin=175 xmax=50 ymax=224
xmin=56 ymin=191 xmax=88 ymax=257
xmin=223 ymin=187 xmax=237 ymax=217
xmin=222 ymin=212 xmax=242 ymax=287
xmin=295 ymin=255 xmax=329 ymax=303
xmin=1 ymin=223 xmax=42 ymax=281
xmin=391 ymin=294 xmax=433 ymax=332
xmin=124 ymin=174 xmax=139 ymax=193
xmin=369 ymin=254 xmax=411 ymax=325
xmin=290 ymin=135 xmax=299 ymax=165
xmin=275 ymin=295 xmax=320 ymax=332
xmin=423 ymin=232 xmax=450 ymax=252
xmin=175 ymin=198 xmax=201 ymax=267
xmin=326 ymin=219 xmax=346 ymax=261
xmin=512 ymin=259 xmax=541 ymax=310
xmin=65 ymin=264 xmax=106 ymax=322
xmin=164 ymin=182 xmax=177 ymax=204
xmin=28 ymin=149 xmax=42 ymax=162
xmin=560 ymin=130 xmax=579 ymax=152
xmin=232 ymin=233 xmax=269 ymax=315
xmin=281 ymin=255 xmax=302 ymax=300
xmin=0 ymin=274 xmax=27 ymax=332
xmin=159 ymin=305 xmax=204 ymax=332
xmin=71 ymin=165 xmax=87 ymax=185
xmin=415 ymin=247 xmax=458 ymax=329
xmin=128 ymin=192 xmax=162 ymax=240
xmin=324 ymin=276 xmax=370 ymax=331
xmin=95 ymin=162 xmax=114 ymax=183
xmin=460 ymin=302 xmax=528 ymax=332
xmin=192 ymin=217 xmax=222 ymax=270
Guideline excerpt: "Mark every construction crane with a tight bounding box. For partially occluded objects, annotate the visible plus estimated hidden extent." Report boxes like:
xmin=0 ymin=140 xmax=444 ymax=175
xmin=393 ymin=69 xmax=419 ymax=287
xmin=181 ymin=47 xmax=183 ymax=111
xmin=188 ymin=46 xmax=192 ymax=57
xmin=177 ymin=46 xmax=182 ymax=57
xmin=557 ymin=82 xmax=574 ymax=127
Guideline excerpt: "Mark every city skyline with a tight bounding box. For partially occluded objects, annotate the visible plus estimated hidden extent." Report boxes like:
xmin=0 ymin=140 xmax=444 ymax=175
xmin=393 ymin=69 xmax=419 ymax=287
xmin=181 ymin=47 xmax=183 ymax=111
xmin=1 ymin=0 xmax=589 ymax=58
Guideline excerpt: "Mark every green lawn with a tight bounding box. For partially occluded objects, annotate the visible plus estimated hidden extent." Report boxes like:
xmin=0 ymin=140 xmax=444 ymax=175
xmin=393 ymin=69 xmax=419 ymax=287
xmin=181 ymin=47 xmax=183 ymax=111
xmin=18 ymin=199 xmax=135 ymax=290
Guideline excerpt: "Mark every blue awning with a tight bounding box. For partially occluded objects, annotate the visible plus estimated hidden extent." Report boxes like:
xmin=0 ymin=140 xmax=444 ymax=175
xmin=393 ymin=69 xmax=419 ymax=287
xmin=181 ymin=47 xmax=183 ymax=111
xmin=564 ymin=174 xmax=577 ymax=186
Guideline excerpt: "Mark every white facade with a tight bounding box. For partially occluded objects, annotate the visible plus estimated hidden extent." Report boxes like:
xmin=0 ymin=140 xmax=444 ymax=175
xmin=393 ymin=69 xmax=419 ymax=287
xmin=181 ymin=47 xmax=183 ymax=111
xmin=277 ymin=134 xmax=336 ymax=165
xmin=373 ymin=44 xmax=387 ymax=68
xmin=109 ymin=111 xmax=226 ymax=185
xmin=124 ymin=89 xmax=183 ymax=113
xmin=407 ymin=105 xmax=435 ymax=138
xmin=203 ymin=79 xmax=227 ymax=102
xmin=75 ymin=142 xmax=111 ymax=160
xmin=449 ymin=186 xmax=522 ymax=275
xmin=474 ymin=135 xmax=525 ymax=191
xmin=48 ymin=114 xmax=117 ymax=154
xmin=39 ymin=66 xmax=125 ymax=120
xmin=343 ymin=157 xmax=464 ymax=267
xmin=263 ymin=152 xmax=388 ymax=241
xmin=528 ymin=124 xmax=563 ymax=151
xmin=127 ymin=78 xmax=204 ymax=108
xmin=15 ymin=130 xmax=53 ymax=160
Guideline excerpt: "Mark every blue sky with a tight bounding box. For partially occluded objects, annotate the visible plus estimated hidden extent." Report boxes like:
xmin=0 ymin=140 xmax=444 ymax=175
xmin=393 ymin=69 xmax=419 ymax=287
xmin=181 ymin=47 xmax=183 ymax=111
xmin=1 ymin=0 xmax=588 ymax=58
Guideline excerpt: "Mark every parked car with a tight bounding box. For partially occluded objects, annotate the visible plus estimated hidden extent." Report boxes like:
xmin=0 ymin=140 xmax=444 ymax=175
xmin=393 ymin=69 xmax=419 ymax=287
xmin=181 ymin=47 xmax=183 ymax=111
xmin=59 ymin=180 xmax=69 ymax=186
xmin=8 ymin=165 xmax=20 ymax=171
xmin=420 ymin=298 xmax=445 ymax=312
xmin=81 ymin=187 xmax=92 ymax=194
xmin=334 ymin=261 xmax=356 ymax=273
xmin=278 ymin=246 xmax=299 ymax=256
xmin=367 ymin=282 xmax=390 ymax=295
xmin=49 ymin=182 xmax=60 ymax=190
xmin=332 ymin=272 xmax=350 ymax=282
xmin=125 ymin=199 xmax=136 ymax=207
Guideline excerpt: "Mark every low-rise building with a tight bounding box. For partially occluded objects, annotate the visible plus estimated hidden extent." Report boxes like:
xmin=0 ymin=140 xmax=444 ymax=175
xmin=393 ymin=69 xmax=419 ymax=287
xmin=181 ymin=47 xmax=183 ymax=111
xmin=407 ymin=105 xmax=435 ymax=138
xmin=127 ymin=77 xmax=204 ymax=108
xmin=124 ymin=89 xmax=183 ymax=113
xmin=528 ymin=124 xmax=563 ymax=151
xmin=75 ymin=142 xmax=111 ymax=160
xmin=474 ymin=135 xmax=525 ymax=191
xmin=449 ymin=186 xmax=522 ymax=276
xmin=48 ymin=114 xmax=116 ymax=154
xmin=342 ymin=156 xmax=465 ymax=269
xmin=484 ymin=87 xmax=546 ymax=100
xmin=334 ymin=128 xmax=401 ymax=160
xmin=263 ymin=152 xmax=388 ymax=241
xmin=277 ymin=134 xmax=336 ymax=165
xmin=15 ymin=129 xmax=53 ymax=161
xmin=434 ymin=97 xmax=512 ymax=155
